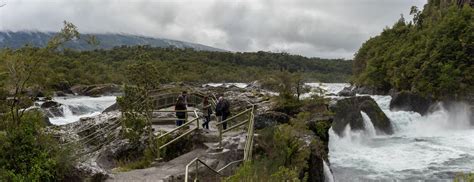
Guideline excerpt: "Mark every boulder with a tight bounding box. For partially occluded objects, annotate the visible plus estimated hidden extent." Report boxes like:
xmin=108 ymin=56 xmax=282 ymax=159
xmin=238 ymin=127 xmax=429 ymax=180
xmin=103 ymin=102 xmax=120 ymax=113
xmin=71 ymin=84 xmax=122 ymax=96
xmin=337 ymin=86 xmax=355 ymax=96
xmin=330 ymin=96 xmax=393 ymax=136
xmin=41 ymin=101 xmax=60 ymax=108
xmin=254 ymin=111 xmax=290 ymax=129
xmin=389 ymin=91 xmax=433 ymax=115
xmin=41 ymin=101 xmax=64 ymax=118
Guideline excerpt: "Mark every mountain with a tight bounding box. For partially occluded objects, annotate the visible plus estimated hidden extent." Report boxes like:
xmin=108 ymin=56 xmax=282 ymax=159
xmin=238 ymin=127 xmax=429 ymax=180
xmin=0 ymin=31 xmax=225 ymax=52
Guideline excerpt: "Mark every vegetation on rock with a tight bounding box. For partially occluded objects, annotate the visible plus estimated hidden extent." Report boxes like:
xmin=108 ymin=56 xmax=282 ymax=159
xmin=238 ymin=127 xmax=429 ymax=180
xmin=352 ymin=1 xmax=473 ymax=99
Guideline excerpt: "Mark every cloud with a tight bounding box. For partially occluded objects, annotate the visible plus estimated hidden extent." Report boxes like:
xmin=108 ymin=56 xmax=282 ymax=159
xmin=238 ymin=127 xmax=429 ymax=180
xmin=0 ymin=0 xmax=426 ymax=59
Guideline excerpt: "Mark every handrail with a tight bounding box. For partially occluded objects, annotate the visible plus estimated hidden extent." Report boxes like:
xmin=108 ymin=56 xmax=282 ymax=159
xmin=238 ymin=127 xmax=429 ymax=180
xmin=216 ymin=108 xmax=252 ymax=126
xmin=156 ymin=117 xmax=198 ymax=140
xmin=185 ymin=157 xmax=222 ymax=182
xmin=217 ymin=159 xmax=244 ymax=173
xmin=157 ymin=108 xmax=201 ymax=150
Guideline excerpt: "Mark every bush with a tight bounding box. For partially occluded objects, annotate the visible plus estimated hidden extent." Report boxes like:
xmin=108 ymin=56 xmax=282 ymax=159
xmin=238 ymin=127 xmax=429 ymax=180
xmin=0 ymin=111 xmax=73 ymax=181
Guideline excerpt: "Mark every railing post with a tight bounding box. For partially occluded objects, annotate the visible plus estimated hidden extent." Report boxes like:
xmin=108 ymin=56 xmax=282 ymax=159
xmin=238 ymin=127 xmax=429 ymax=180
xmin=218 ymin=124 xmax=223 ymax=148
xmin=195 ymin=110 xmax=200 ymax=130
xmin=195 ymin=161 xmax=199 ymax=182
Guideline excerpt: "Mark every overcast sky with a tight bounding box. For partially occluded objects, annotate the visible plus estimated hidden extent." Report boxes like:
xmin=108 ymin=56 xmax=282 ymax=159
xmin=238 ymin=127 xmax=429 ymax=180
xmin=0 ymin=0 xmax=426 ymax=59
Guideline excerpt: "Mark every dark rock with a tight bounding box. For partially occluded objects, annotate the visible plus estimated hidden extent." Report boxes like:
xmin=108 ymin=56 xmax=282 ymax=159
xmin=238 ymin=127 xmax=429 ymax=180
xmin=41 ymin=101 xmax=64 ymax=118
xmin=305 ymin=138 xmax=328 ymax=182
xmin=389 ymin=91 xmax=434 ymax=115
xmin=55 ymin=91 xmax=67 ymax=97
xmin=354 ymin=86 xmax=388 ymax=95
xmin=71 ymin=84 xmax=122 ymax=96
xmin=360 ymin=100 xmax=392 ymax=135
xmin=338 ymin=86 xmax=355 ymax=96
xmin=330 ymin=96 xmax=393 ymax=136
xmin=103 ymin=102 xmax=120 ymax=113
xmin=254 ymin=111 xmax=290 ymax=129
xmin=41 ymin=101 xmax=60 ymax=108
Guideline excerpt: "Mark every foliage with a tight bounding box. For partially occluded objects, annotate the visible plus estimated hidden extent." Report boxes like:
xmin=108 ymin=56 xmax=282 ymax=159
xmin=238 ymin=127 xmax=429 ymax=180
xmin=454 ymin=172 xmax=474 ymax=182
xmin=0 ymin=47 xmax=352 ymax=93
xmin=353 ymin=2 xmax=473 ymax=99
xmin=226 ymin=117 xmax=312 ymax=181
xmin=0 ymin=21 xmax=90 ymax=181
xmin=0 ymin=111 xmax=73 ymax=181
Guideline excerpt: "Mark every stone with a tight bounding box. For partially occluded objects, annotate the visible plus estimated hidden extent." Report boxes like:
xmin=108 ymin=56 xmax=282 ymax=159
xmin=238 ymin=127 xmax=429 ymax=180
xmin=103 ymin=102 xmax=120 ymax=113
xmin=389 ymin=91 xmax=433 ymax=115
xmin=337 ymin=86 xmax=355 ymax=96
xmin=330 ymin=96 xmax=393 ymax=136
xmin=71 ymin=84 xmax=122 ymax=96
xmin=254 ymin=111 xmax=290 ymax=129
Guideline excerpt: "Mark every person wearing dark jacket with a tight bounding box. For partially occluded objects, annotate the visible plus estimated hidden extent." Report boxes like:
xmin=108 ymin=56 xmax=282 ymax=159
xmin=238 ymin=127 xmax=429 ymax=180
xmin=175 ymin=96 xmax=187 ymax=126
xmin=215 ymin=96 xmax=230 ymax=130
xmin=202 ymin=96 xmax=212 ymax=130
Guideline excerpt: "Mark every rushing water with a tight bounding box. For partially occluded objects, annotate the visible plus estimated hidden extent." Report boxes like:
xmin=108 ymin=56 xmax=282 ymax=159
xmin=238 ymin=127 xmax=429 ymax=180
xmin=42 ymin=96 xmax=116 ymax=125
xmin=329 ymin=95 xmax=474 ymax=181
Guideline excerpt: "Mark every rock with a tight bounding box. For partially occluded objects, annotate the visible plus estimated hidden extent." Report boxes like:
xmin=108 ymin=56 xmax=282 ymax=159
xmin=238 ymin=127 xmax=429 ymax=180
xmin=41 ymin=101 xmax=60 ymax=108
xmin=71 ymin=84 xmax=122 ymax=96
xmin=330 ymin=96 xmax=393 ymax=136
xmin=55 ymin=91 xmax=67 ymax=97
xmin=246 ymin=80 xmax=262 ymax=89
xmin=306 ymin=140 xmax=327 ymax=182
xmin=41 ymin=101 xmax=64 ymax=118
xmin=337 ymin=86 xmax=355 ymax=96
xmin=103 ymin=102 xmax=120 ymax=113
xmin=359 ymin=100 xmax=392 ymax=135
xmin=389 ymin=91 xmax=433 ymax=115
xmin=254 ymin=111 xmax=290 ymax=129
xmin=354 ymin=85 xmax=388 ymax=95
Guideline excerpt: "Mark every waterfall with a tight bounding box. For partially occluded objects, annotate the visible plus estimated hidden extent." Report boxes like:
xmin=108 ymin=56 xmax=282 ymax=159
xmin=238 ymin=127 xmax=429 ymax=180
xmin=329 ymin=95 xmax=474 ymax=180
xmin=360 ymin=111 xmax=376 ymax=137
xmin=45 ymin=96 xmax=116 ymax=125
xmin=323 ymin=160 xmax=335 ymax=182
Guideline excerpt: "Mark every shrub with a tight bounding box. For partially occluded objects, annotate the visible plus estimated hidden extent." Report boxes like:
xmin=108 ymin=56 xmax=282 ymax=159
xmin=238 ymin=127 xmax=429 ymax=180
xmin=0 ymin=111 xmax=73 ymax=181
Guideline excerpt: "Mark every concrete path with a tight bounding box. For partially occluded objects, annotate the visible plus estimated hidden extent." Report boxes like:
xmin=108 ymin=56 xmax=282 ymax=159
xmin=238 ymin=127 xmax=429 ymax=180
xmin=106 ymin=148 xmax=207 ymax=182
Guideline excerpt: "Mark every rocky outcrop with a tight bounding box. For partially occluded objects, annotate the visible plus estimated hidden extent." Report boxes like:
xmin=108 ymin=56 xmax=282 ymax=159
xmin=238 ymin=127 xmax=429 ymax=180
xmin=254 ymin=111 xmax=290 ymax=129
xmin=71 ymin=84 xmax=122 ymax=97
xmin=354 ymin=85 xmax=389 ymax=95
xmin=41 ymin=101 xmax=64 ymax=118
xmin=330 ymin=96 xmax=393 ymax=136
xmin=103 ymin=102 xmax=120 ymax=113
xmin=337 ymin=86 xmax=355 ymax=96
xmin=389 ymin=91 xmax=434 ymax=115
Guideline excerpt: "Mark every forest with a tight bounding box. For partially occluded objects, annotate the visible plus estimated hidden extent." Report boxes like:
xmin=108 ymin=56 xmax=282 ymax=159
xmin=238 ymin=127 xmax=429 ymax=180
xmin=0 ymin=45 xmax=352 ymax=94
xmin=352 ymin=0 xmax=473 ymax=99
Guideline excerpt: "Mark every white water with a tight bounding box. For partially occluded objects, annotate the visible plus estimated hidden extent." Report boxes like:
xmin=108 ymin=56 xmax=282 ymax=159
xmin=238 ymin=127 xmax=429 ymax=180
xmin=45 ymin=96 xmax=116 ymax=125
xmin=324 ymin=160 xmax=335 ymax=182
xmin=361 ymin=111 xmax=376 ymax=137
xmin=329 ymin=95 xmax=474 ymax=181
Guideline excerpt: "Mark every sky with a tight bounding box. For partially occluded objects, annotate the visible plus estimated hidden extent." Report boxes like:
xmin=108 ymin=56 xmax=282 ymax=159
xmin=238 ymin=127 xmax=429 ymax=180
xmin=0 ymin=0 xmax=426 ymax=59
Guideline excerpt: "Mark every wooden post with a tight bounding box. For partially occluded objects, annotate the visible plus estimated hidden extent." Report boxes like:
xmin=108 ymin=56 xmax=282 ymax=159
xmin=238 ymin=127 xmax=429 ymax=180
xmin=218 ymin=123 xmax=223 ymax=148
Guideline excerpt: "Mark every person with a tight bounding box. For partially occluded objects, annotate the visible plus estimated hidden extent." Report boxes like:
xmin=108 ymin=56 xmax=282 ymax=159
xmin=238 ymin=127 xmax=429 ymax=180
xmin=175 ymin=96 xmax=187 ymax=126
xmin=215 ymin=96 xmax=231 ymax=130
xmin=180 ymin=91 xmax=188 ymax=107
xmin=202 ymin=96 xmax=212 ymax=130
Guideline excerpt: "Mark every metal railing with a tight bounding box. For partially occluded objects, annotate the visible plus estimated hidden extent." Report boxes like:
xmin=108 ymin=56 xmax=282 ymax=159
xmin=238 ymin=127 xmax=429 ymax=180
xmin=184 ymin=158 xmax=244 ymax=182
xmin=216 ymin=105 xmax=256 ymax=161
xmin=184 ymin=105 xmax=256 ymax=182
xmin=155 ymin=109 xmax=200 ymax=150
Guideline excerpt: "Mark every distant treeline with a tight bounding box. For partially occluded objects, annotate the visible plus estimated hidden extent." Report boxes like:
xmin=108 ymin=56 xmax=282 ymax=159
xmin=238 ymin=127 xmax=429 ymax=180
xmin=352 ymin=0 xmax=473 ymax=98
xmin=0 ymin=46 xmax=352 ymax=91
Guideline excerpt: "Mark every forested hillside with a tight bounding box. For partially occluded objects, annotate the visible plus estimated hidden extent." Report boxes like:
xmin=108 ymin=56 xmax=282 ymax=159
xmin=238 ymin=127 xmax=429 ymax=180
xmin=0 ymin=31 xmax=224 ymax=52
xmin=352 ymin=0 xmax=473 ymax=99
xmin=0 ymin=46 xmax=352 ymax=92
